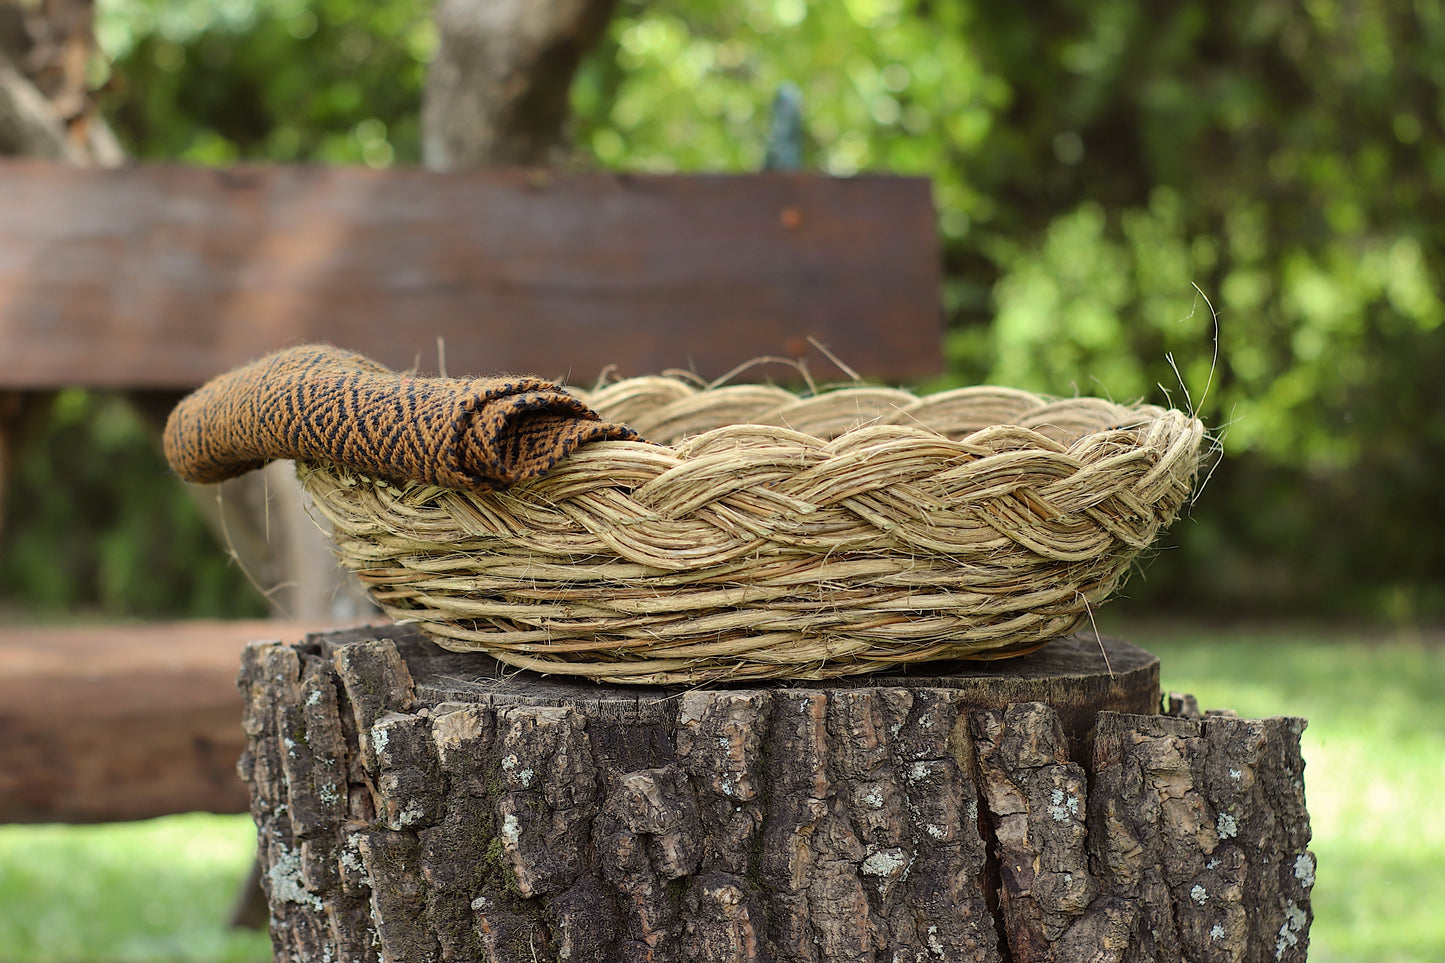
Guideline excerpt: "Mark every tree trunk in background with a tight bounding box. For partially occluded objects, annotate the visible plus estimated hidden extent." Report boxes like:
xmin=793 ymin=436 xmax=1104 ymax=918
xmin=0 ymin=52 xmax=78 ymax=159
xmin=423 ymin=0 xmax=618 ymax=169
xmin=240 ymin=625 xmax=1314 ymax=963
xmin=0 ymin=0 xmax=114 ymax=537
xmin=0 ymin=0 xmax=122 ymax=164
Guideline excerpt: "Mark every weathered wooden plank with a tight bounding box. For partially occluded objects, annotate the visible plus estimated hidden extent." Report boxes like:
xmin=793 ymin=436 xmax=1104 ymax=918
xmin=0 ymin=619 xmax=340 ymax=822
xmin=0 ymin=162 xmax=942 ymax=389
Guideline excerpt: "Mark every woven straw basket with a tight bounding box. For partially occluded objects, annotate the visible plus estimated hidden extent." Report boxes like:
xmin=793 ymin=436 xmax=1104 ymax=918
xmin=298 ymin=378 xmax=1204 ymax=684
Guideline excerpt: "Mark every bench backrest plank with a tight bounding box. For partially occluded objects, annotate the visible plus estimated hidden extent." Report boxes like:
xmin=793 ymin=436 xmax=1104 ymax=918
xmin=0 ymin=162 xmax=942 ymax=388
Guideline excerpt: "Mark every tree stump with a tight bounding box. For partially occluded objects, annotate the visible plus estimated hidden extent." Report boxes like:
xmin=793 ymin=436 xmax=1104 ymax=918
xmin=238 ymin=624 xmax=1313 ymax=963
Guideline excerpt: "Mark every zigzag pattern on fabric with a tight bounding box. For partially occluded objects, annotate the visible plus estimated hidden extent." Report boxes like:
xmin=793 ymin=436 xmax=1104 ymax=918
xmin=163 ymin=344 xmax=641 ymax=491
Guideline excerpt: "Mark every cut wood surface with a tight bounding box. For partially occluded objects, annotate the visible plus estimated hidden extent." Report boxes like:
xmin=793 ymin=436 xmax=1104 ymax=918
xmin=0 ymin=619 xmax=343 ymax=822
xmin=0 ymin=162 xmax=942 ymax=389
xmin=241 ymin=623 xmax=1314 ymax=962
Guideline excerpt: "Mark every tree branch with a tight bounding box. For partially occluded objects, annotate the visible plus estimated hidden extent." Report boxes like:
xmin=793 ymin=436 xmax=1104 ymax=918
xmin=0 ymin=48 xmax=81 ymax=160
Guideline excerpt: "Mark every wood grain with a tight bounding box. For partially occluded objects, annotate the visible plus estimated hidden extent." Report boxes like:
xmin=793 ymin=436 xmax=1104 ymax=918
xmin=0 ymin=162 xmax=942 ymax=389
xmin=0 ymin=619 xmax=342 ymax=822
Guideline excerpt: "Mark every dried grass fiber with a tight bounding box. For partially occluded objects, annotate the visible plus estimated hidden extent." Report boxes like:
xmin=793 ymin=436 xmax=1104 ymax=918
xmin=299 ymin=377 xmax=1205 ymax=684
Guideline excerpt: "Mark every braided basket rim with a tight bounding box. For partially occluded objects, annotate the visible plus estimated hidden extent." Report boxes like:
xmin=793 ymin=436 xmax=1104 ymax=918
xmin=299 ymin=378 xmax=1205 ymax=685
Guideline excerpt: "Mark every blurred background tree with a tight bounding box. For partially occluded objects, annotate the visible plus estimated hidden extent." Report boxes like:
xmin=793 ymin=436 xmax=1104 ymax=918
xmin=2 ymin=0 xmax=1441 ymax=623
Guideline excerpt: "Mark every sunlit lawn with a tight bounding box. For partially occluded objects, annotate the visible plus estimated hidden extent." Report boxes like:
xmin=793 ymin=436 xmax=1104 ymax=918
xmin=0 ymin=621 xmax=1440 ymax=962
xmin=0 ymin=814 xmax=269 ymax=963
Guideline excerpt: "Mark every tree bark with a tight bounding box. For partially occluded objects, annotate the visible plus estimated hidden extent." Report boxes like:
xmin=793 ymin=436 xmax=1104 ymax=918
xmin=422 ymin=0 xmax=618 ymax=169
xmin=239 ymin=624 xmax=1313 ymax=963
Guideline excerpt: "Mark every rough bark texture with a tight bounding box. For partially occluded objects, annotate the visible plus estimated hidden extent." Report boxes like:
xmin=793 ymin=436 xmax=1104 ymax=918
xmin=970 ymin=703 xmax=1313 ymax=962
xmin=423 ymin=0 xmax=618 ymax=169
xmin=240 ymin=624 xmax=1312 ymax=963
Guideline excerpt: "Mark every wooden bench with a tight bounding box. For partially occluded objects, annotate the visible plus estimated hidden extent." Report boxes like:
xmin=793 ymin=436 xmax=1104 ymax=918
xmin=0 ymin=161 xmax=944 ymax=822
xmin=0 ymin=620 xmax=334 ymax=821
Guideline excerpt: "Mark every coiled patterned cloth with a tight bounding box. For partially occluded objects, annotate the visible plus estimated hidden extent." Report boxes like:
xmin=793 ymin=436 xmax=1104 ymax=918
xmin=163 ymin=345 xmax=639 ymax=491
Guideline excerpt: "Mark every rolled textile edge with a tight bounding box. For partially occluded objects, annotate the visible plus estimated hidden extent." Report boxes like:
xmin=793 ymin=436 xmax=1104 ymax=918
xmin=162 ymin=344 xmax=640 ymax=491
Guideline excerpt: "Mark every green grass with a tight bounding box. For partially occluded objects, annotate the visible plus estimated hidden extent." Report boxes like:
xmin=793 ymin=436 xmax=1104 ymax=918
xmin=0 ymin=621 xmax=1441 ymax=962
xmin=0 ymin=813 xmax=270 ymax=963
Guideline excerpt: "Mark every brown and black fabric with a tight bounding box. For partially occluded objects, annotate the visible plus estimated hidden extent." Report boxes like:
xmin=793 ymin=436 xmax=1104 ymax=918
xmin=163 ymin=345 xmax=641 ymax=491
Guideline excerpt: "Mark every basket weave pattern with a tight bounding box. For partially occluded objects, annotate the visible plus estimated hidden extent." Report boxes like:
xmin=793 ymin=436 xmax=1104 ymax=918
xmin=300 ymin=379 xmax=1204 ymax=684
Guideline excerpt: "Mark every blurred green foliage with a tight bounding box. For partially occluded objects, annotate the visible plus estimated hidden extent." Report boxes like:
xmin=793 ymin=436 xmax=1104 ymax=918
xmin=94 ymin=0 xmax=432 ymax=166
xmin=2 ymin=0 xmax=1441 ymax=619
xmin=0 ymin=391 xmax=266 ymax=619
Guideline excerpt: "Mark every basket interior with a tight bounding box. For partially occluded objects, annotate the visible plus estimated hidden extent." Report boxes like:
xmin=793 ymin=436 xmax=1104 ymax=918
xmin=576 ymin=378 xmax=1162 ymax=448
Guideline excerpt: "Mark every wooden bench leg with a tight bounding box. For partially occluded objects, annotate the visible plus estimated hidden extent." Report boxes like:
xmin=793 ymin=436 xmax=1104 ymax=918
xmin=0 ymin=390 xmax=53 ymax=538
xmin=229 ymin=858 xmax=269 ymax=930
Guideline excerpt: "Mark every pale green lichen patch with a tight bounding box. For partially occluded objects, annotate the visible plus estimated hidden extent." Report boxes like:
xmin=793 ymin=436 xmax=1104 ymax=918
xmin=1276 ymin=900 xmax=1307 ymax=959
xmin=1217 ymin=812 xmax=1238 ymax=839
xmin=500 ymin=753 xmax=536 ymax=788
xmin=267 ymin=844 xmax=323 ymax=910
xmin=926 ymin=923 xmax=946 ymax=957
xmin=501 ymin=813 xmax=522 ymax=848
xmin=1293 ymin=853 xmax=1316 ymax=887
xmin=1049 ymin=787 xmax=1081 ymax=822
xmin=395 ymin=802 xmax=426 ymax=827
xmin=860 ymin=847 xmax=909 ymax=894
xmin=862 ymin=850 xmax=904 ymax=874
xmin=340 ymin=841 xmax=366 ymax=880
